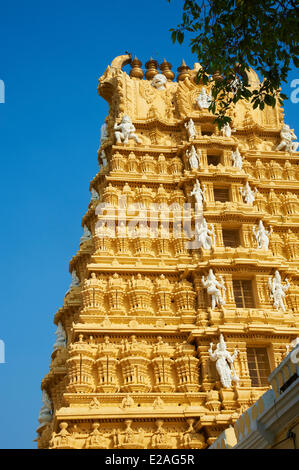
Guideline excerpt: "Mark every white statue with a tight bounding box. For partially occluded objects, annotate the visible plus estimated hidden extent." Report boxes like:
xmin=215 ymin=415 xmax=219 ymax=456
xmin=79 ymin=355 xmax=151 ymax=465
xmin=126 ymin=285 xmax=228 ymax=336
xmin=240 ymin=182 xmax=257 ymax=205
xmin=230 ymin=76 xmax=243 ymax=95
xmin=151 ymin=74 xmax=167 ymax=90
xmin=221 ymin=123 xmax=234 ymax=138
xmin=190 ymin=179 xmax=206 ymax=207
xmin=186 ymin=145 xmax=201 ymax=170
xmin=202 ymin=269 xmax=226 ymax=309
xmin=185 ymin=119 xmax=197 ymax=140
xmin=90 ymin=188 xmax=99 ymax=201
xmin=70 ymin=270 xmax=80 ymax=288
xmin=38 ymin=390 xmax=52 ymax=426
xmin=253 ymin=220 xmax=272 ymax=250
xmin=195 ymin=217 xmax=215 ymax=250
xmin=276 ymin=124 xmax=299 ymax=153
xmin=80 ymin=225 xmax=92 ymax=244
xmin=231 ymin=148 xmax=243 ymax=169
xmin=209 ymin=334 xmax=239 ymax=388
xmin=196 ymin=87 xmax=212 ymax=109
xmin=268 ymin=270 xmax=290 ymax=312
xmin=53 ymin=321 xmax=67 ymax=351
xmin=286 ymin=337 xmax=299 ymax=355
xmin=114 ymin=115 xmax=141 ymax=144
xmin=100 ymin=121 xmax=108 ymax=145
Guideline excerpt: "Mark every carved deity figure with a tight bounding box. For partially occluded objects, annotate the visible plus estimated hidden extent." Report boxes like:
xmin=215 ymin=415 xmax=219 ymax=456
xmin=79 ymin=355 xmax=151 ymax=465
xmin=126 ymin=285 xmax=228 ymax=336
xmin=196 ymin=87 xmax=212 ymax=109
xmin=114 ymin=115 xmax=141 ymax=144
xmin=53 ymin=321 xmax=66 ymax=351
xmin=286 ymin=337 xmax=299 ymax=355
xmin=231 ymin=148 xmax=243 ymax=169
xmin=185 ymin=119 xmax=197 ymax=140
xmin=151 ymin=73 xmax=167 ymax=90
xmin=209 ymin=334 xmax=239 ymax=388
xmin=186 ymin=145 xmax=201 ymax=170
xmin=195 ymin=217 xmax=215 ymax=250
xmin=70 ymin=270 xmax=80 ymax=288
xmin=202 ymin=269 xmax=226 ymax=309
xmin=276 ymin=124 xmax=299 ymax=153
xmin=268 ymin=270 xmax=290 ymax=312
xmin=80 ymin=225 xmax=92 ymax=244
xmin=38 ymin=390 xmax=52 ymax=426
xmin=253 ymin=220 xmax=272 ymax=250
xmin=190 ymin=179 xmax=206 ymax=207
xmin=100 ymin=120 xmax=109 ymax=146
xmin=90 ymin=188 xmax=99 ymax=201
xmin=221 ymin=123 xmax=233 ymax=138
xmin=240 ymin=182 xmax=257 ymax=205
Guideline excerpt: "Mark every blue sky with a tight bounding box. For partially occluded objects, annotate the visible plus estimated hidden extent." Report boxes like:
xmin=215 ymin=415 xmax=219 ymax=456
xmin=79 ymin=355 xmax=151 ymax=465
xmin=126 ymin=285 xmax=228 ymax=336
xmin=0 ymin=0 xmax=298 ymax=449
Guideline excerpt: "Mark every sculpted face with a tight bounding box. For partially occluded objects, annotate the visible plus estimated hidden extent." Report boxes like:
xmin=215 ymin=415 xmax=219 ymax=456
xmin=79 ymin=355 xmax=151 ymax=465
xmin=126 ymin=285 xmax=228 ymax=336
xmin=151 ymin=73 xmax=167 ymax=90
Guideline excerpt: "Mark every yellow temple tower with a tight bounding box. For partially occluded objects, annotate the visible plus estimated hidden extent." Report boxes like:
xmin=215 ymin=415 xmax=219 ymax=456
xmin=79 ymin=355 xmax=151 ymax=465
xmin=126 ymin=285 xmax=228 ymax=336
xmin=37 ymin=53 xmax=299 ymax=449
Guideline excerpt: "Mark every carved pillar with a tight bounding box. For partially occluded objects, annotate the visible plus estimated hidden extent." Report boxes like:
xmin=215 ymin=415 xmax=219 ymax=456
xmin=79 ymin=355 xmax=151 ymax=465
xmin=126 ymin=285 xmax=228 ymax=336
xmin=174 ymin=343 xmax=200 ymax=392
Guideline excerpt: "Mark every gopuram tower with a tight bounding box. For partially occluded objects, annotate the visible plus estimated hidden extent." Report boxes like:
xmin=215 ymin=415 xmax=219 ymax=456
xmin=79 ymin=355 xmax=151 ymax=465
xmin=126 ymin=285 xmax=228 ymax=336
xmin=37 ymin=53 xmax=299 ymax=449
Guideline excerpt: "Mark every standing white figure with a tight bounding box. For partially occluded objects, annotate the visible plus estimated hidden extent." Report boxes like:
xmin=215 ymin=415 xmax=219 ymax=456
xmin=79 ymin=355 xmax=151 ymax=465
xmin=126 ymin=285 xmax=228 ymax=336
xmin=190 ymin=179 xmax=206 ymax=207
xmin=276 ymin=124 xmax=299 ymax=153
xmin=286 ymin=337 xmax=299 ymax=355
xmin=186 ymin=145 xmax=201 ymax=170
xmin=195 ymin=217 xmax=215 ymax=250
xmin=221 ymin=123 xmax=234 ymax=138
xmin=90 ymin=188 xmax=100 ymax=201
xmin=80 ymin=225 xmax=92 ymax=244
xmin=53 ymin=322 xmax=67 ymax=351
xmin=151 ymin=74 xmax=167 ymax=90
xmin=231 ymin=148 xmax=243 ymax=169
xmin=114 ymin=115 xmax=141 ymax=144
xmin=38 ymin=390 xmax=52 ymax=426
xmin=185 ymin=119 xmax=197 ymax=140
xmin=70 ymin=270 xmax=80 ymax=288
xmin=100 ymin=121 xmax=109 ymax=145
xmin=240 ymin=182 xmax=257 ymax=205
xmin=209 ymin=335 xmax=239 ymax=388
xmin=253 ymin=220 xmax=272 ymax=250
xmin=202 ymin=269 xmax=226 ymax=309
xmin=230 ymin=76 xmax=243 ymax=95
xmin=268 ymin=270 xmax=290 ymax=312
xmin=196 ymin=88 xmax=212 ymax=109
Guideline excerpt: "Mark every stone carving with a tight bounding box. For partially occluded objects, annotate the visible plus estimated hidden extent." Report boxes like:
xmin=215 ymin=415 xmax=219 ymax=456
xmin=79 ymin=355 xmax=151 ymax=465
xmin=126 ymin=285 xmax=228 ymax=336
xmin=49 ymin=422 xmax=75 ymax=449
xmin=38 ymin=390 xmax=52 ymax=427
xmin=195 ymin=217 xmax=215 ymax=250
xmin=70 ymin=270 xmax=80 ymax=288
xmin=253 ymin=220 xmax=272 ymax=250
xmin=53 ymin=321 xmax=66 ymax=351
xmin=100 ymin=121 xmax=108 ymax=145
xmin=90 ymin=188 xmax=99 ymax=201
xmin=202 ymin=269 xmax=226 ymax=309
xmin=268 ymin=270 xmax=290 ymax=312
xmin=209 ymin=334 xmax=239 ymax=388
xmin=151 ymin=74 xmax=167 ymax=90
xmin=240 ymin=182 xmax=257 ymax=205
xmin=221 ymin=123 xmax=234 ymax=138
xmin=190 ymin=179 xmax=206 ymax=207
xmin=85 ymin=423 xmax=109 ymax=449
xmin=80 ymin=225 xmax=92 ymax=244
xmin=286 ymin=337 xmax=299 ymax=355
xmin=185 ymin=119 xmax=197 ymax=140
xmin=231 ymin=148 xmax=243 ymax=169
xmin=114 ymin=115 xmax=141 ymax=144
xmin=276 ymin=124 xmax=299 ymax=153
xmin=121 ymin=394 xmax=135 ymax=409
xmin=186 ymin=145 xmax=201 ymax=170
xmin=196 ymin=87 xmax=212 ymax=109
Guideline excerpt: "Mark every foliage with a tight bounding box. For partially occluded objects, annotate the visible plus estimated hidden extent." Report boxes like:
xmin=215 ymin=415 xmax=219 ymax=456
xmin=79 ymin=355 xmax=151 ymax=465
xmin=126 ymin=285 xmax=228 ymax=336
xmin=168 ymin=0 xmax=299 ymax=127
